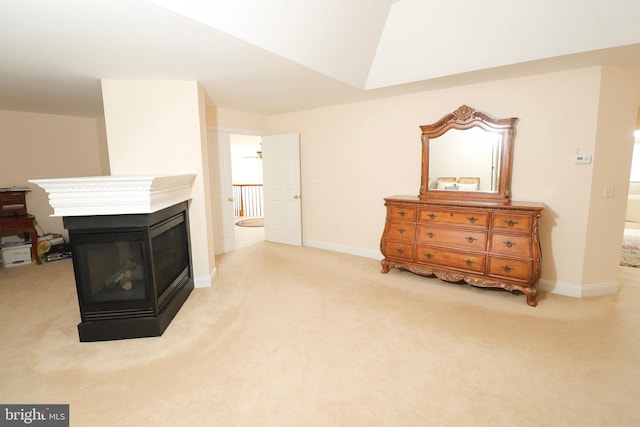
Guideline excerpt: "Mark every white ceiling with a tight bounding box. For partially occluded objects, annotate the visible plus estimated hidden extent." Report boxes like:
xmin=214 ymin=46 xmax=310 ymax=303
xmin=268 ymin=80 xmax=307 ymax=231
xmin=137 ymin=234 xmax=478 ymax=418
xmin=1 ymin=0 xmax=639 ymax=118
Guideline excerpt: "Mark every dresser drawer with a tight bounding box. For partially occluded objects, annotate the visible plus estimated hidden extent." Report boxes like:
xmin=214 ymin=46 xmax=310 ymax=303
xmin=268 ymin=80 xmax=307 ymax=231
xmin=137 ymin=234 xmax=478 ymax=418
xmin=491 ymin=214 xmax=532 ymax=233
xmin=384 ymin=221 xmax=416 ymax=241
xmin=387 ymin=205 xmax=417 ymax=222
xmin=488 ymin=256 xmax=533 ymax=282
xmin=416 ymin=224 xmax=486 ymax=251
xmin=381 ymin=241 xmax=414 ymax=261
xmin=489 ymin=233 xmax=532 ymax=257
xmin=0 ymin=192 xmax=28 ymax=217
xmin=419 ymin=208 xmax=488 ymax=228
xmin=416 ymin=245 xmax=485 ymax=273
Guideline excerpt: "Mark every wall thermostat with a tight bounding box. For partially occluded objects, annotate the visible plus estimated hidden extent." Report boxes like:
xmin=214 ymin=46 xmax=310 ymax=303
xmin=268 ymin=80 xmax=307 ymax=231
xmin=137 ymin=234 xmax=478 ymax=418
xmin=574 ymin=154 xmax=592 ymax=164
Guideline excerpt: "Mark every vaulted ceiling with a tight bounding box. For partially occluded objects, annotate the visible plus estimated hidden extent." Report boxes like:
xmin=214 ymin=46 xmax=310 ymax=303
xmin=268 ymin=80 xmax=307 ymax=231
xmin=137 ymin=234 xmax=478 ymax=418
xmin=1 ymin=0 xmax=639 ymax=118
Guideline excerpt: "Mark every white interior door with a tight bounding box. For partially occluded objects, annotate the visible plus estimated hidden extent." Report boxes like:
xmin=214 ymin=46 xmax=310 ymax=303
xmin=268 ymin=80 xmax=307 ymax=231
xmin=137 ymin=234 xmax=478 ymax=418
xmin=208 ymin=130 xmax=236 ymax=254
xmin=262 ymin=133 xmax=302 ymax=246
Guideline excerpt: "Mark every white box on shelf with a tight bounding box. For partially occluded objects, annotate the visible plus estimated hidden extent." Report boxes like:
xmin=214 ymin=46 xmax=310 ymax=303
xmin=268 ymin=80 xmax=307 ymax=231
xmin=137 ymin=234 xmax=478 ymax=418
xmin=2 ymin=243 xmax=32 ymax=267
xmin=1 ymin=235 xmax=26 ymax=245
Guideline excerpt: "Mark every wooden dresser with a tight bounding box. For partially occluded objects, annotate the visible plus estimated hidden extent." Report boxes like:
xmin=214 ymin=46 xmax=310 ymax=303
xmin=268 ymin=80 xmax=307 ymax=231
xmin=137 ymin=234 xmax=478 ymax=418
xmin=381 ymin=196 xmax=543 ymax=306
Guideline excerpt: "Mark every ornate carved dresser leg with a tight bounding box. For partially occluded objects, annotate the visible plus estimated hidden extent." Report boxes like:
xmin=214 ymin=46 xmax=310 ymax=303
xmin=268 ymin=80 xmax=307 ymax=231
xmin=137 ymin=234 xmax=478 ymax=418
xmin=381 ymin=259 xmax=390 ymax=274
xmin=524 ymin=286 xmax=538 ymax=307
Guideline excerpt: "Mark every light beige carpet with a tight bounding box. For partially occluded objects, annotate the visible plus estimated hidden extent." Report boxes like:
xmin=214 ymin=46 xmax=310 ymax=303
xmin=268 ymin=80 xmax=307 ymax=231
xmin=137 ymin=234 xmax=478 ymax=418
xmin=1 ymin=242 xmax=640 ymax=426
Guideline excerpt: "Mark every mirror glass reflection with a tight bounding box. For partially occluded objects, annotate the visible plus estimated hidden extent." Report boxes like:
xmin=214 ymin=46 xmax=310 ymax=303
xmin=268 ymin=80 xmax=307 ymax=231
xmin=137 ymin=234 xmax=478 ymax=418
xmin=428 ymin=127 xmax=502 ymax=193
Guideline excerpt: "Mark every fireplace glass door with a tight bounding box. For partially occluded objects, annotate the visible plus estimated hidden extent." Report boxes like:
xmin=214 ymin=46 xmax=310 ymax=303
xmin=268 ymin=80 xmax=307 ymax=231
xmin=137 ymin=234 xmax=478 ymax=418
xmin=73 ymin=231 xmax=151 ymax=307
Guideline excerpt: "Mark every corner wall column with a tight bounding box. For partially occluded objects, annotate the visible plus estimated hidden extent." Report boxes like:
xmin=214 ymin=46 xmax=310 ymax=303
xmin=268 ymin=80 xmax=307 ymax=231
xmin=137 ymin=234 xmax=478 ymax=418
xmin=101 ymin=79 xmax=216 ymax=288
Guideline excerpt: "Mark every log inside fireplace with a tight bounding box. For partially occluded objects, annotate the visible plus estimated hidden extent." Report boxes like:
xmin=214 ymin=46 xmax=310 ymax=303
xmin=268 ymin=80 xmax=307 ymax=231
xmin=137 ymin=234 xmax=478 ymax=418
xmin=64 ymin=201 xmax=194 ymax=342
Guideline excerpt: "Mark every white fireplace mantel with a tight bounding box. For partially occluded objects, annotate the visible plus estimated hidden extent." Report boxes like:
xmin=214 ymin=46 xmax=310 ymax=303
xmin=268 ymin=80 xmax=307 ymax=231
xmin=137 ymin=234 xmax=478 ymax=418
xmin=29 ymin=174 xmax=196 ymax=216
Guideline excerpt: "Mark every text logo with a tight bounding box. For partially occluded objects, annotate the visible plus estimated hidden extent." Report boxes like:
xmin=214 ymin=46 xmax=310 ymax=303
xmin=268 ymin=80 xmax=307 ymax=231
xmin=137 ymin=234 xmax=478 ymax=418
xmin=0 ymin=405 xmax=68 ymax=427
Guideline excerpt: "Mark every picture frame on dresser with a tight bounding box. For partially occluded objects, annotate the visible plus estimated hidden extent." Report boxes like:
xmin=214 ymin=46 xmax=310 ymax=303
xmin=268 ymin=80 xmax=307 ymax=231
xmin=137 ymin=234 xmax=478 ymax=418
xmin=380 ymin=105 xmax=544 ymax=306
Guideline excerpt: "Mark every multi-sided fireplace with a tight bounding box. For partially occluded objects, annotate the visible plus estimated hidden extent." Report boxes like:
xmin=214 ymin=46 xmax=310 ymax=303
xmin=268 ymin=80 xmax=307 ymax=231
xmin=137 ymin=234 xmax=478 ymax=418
xmin=30 ymin=175 xmax=196 ymax=342
xmin=64 ymin=201 xmax=193 ymax=341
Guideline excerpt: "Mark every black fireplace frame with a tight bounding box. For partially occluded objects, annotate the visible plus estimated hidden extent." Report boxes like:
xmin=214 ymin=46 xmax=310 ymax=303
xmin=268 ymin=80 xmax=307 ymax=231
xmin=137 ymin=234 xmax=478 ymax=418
xmin=64 ymin=201 xmax=194 ymax=342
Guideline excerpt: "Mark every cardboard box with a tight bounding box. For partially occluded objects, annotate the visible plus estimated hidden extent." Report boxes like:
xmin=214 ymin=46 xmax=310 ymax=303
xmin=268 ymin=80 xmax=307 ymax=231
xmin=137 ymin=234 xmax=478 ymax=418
xmin=1 ymin=234 xmax=26 ymax=245
xmin=2 ymin=243 xmax=32 ymax=267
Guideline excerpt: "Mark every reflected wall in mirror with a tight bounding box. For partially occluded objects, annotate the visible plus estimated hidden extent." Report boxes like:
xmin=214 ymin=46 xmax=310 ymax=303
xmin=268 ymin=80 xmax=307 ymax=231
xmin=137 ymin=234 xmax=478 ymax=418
xmin=429 ymin=128 xmax=502 ymax=192
xmin=419 ymin=105 xmax=518 ymax=204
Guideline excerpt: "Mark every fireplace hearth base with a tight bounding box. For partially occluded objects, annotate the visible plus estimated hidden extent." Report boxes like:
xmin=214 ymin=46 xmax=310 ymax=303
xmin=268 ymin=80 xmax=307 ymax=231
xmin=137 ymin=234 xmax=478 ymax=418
xmin=77 ymin=277 xmax=193 ymax=342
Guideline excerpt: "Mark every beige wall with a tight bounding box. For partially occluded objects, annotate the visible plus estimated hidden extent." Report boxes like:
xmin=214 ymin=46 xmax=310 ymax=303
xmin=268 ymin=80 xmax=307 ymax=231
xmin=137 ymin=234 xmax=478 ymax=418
xmin=101 ymin=79 xmax=216 ymax=288
xmin=582 ymin=67 xmax=640 ymax=289
xmin=3 ymin=65 xmax=639 ymax=297
xmin=95 ymin=115 xmax=111 ymax=176
xmin=265 ymin=66 xmax=640 ymax=294
xmin=0 ymin=109 xmax=108 ymax=238
xmin=206 ymin=106 xmax=269 ymax=132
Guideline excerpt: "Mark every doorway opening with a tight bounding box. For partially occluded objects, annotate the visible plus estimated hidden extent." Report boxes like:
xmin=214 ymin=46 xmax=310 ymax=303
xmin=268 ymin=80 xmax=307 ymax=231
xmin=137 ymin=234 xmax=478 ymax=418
xmin=230 ymin=134 xmax=264 ymax=249
xmin=622 ymin=129 xmax=640 ymax=267
xmin=209 ymin=129 xmax=302 ymax=253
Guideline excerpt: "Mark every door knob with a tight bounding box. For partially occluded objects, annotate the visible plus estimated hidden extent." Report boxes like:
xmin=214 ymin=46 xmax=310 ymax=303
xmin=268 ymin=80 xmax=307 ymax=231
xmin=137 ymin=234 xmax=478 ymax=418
xmin=228 ymin=197 xmax=233 ymax=202
xmin=293 ymin=195 xmax=300 ymax=199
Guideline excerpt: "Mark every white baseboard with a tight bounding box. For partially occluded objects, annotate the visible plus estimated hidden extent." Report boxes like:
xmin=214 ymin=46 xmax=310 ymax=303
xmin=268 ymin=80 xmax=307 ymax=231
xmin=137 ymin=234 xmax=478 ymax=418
xmin=194 ymin=267 xmax=217 ymax=288
xmin=538 ymin=279 xmax=619 ymax=298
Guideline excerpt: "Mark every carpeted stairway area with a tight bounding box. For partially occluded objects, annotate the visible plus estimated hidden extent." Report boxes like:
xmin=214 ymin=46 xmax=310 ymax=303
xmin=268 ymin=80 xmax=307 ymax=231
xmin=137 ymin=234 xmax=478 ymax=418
xmin=1 ymin=241 xmax=640 ymax=426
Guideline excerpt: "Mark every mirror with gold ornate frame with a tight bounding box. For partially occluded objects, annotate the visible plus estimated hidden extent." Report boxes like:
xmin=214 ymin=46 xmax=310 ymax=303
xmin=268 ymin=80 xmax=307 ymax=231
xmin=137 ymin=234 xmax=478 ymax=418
xmin=419 ymin=105 xmax=518 ymax=204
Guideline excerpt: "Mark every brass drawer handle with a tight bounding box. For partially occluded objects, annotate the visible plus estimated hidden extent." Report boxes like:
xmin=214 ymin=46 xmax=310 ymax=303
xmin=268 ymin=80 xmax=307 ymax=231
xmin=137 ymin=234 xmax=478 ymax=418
xmin=399 ymin=210 xmax=407 ymax=217
xmin=423 ymin=252 xmax=433 ymax=259
xmin=465 ymin=259 xmax=474 ymax=266
xmin=426 ymin=232 xmax=435 ymax=238
xmin=501 ymin=265 xmax=513 ymax=273
xmin=427 ymin=213 xmax=437 ymax=220
xmin=467 ymin=216 xmax=478 ymax=224
xmin=396 ymin=248 xmax=404 ymax=254
xmin=505 ymin=219 xmax=518 ymax=227
xmin=398 ymin=227 xmax=406 ymax=234
xmin=465 ymin=236 xmax=477 ymax=243
xmin=504 ymin=240 xmax=515 ymax=248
